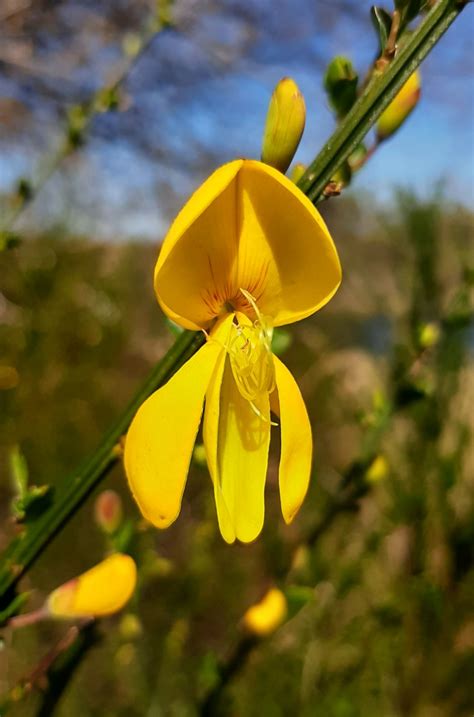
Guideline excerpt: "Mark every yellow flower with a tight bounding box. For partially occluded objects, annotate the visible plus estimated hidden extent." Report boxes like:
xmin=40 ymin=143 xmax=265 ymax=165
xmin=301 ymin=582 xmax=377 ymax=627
xmin=47 ymin=553 xmax=137 ymax=619
xmin=124 ymin=159 xmax=341 ymax=543
xmin=242 ymin=587 xmax=287 ymax=637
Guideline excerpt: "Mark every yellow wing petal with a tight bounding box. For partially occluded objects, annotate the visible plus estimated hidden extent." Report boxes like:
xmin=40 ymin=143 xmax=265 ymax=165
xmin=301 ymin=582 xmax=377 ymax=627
xmin=154 ymin=160 xmax=243 ymax=330
xmin=273 ymin=356 xmax=312 ymax=523
xmin=124 ymin=338 xmax=223 ymax=528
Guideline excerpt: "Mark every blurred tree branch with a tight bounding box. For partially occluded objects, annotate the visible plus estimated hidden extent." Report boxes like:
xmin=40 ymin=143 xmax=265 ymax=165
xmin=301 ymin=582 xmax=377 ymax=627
xmin=0 ymin=0 xmax=173 ymax=245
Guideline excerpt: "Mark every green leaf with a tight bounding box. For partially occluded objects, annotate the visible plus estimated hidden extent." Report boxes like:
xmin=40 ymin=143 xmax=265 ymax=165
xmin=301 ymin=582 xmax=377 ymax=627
xmin=12 ymin=485 xmax=54 ymax=524
xmin=324 ymin=56 xmax=359 ymax=118
xmin=371 ymin=6 xmax=393 ymax=52
xmin=396 ymin=0 xmax=423 ymax=26
xmin=285 ymin=585 xmax=314 ymax=619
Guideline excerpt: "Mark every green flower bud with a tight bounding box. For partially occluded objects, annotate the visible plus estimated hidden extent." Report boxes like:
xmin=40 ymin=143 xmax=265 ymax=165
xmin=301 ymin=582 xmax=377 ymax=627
xmin=331 ymin=161 xmax=352 ymax=187
xmin=324 ymin=56 xmax=358 ymax=118
xmin=261 ymin=78 xmax=306 ymax=174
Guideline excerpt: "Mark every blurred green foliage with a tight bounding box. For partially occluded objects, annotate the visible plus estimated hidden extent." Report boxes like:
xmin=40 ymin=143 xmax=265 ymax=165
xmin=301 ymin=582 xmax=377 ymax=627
xmin=0 ymin=192 xmax=473 ymax=716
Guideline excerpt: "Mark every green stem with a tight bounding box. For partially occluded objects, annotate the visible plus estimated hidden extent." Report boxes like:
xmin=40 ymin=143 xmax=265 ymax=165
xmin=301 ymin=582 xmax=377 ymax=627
xmin=0 ymin=0 xmax=466 ymax=605
xmin=298 ymin=0 xmax=466 ymax=202
xmin=0 ymin=330 xmax=204 ymax=603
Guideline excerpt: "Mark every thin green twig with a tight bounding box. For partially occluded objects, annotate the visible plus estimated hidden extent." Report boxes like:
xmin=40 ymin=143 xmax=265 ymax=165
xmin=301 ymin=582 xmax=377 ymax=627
xmin=0 ymin=330 xmax=205 ymax=605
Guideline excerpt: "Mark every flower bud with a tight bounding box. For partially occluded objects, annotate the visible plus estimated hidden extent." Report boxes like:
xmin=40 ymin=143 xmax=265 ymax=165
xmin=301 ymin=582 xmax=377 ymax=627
xmin=324 ymin=56 xmax=358 ymax=118
xmin=94 ymin=489 xmax=123 ymax=534
xmin=376 ymin=71 xmax=421 ymax=141
xmin=261 ymin=78 xmax=306 ymax=174
xmin=47 ymin=553 xmax=137 ymax=619
xmin=242 ymin=588 xmax=287 ymax=637
xmin=331 ymin=161 xmax=352 ymax=187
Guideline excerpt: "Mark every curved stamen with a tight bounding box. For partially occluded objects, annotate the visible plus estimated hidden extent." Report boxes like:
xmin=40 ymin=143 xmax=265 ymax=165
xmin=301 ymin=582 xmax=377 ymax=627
xmin=227 ymin=290 xmax=277 ymax=423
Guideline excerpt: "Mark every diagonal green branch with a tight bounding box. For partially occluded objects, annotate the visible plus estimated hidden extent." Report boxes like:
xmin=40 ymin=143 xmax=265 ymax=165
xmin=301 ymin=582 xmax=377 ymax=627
xmin=0 ymin=0 xmax=467 ymax=606
xmin=298 ymin=0 xmax=467 ymax=202
xmin=0 ymin=330 xmax=205 ymax=604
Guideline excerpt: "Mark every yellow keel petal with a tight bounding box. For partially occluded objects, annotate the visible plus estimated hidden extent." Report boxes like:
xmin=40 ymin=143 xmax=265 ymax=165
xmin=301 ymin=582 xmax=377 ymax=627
xmin=124 ymin=338 xmax=223 ymax=529
xmin=273 ymin=356 xmax=312 ymax=523
xmin=205 ymin=357 xmax=271 ymax=543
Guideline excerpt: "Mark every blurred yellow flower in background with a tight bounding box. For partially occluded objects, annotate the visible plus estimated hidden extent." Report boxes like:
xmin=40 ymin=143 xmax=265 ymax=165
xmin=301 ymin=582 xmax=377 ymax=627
xmin=242 ymin=587 xmax=288 ymax=637
xmin=125 ymin=159 xmax=341 ymax=543
xmin=47 ymin=553 xmax=137 ymax=619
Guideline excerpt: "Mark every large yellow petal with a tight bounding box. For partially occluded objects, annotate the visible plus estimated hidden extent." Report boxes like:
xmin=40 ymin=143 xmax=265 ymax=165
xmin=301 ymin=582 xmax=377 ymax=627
xmin=273 ymin=356 xmax=312 ymax=523
xmin=154 ymin=160 xmax=243 ymax=330
xmin=124 ymin=337 xmax=224 ymax=528
xmin=235 ymin=160 xmax=342 ymax=326
xmin=155 ymin=160 xmax=341 ymax=331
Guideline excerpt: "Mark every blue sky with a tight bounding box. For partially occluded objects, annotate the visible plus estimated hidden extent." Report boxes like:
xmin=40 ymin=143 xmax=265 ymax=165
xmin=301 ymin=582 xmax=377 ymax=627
xmin=1 ymin=0 xmax=473 ymax=238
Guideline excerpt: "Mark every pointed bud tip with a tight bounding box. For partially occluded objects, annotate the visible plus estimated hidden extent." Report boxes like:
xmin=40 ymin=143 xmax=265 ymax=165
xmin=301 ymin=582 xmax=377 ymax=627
xmin=261 ymin=77 xmax=306 ymax=174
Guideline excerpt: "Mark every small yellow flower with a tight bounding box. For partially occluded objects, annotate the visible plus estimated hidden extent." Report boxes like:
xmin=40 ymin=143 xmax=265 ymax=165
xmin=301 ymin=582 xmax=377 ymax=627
xmin=124 ymin=159 xmax=341 ymax=543
xmin=47 ymin=553 xmax=137 ymax=619
xmin=242 ymin=588 xmax=287 ymax=637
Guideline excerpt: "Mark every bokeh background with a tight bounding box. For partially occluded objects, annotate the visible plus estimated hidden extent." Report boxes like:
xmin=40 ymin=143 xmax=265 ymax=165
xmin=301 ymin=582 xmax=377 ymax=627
xmin=1 ymin=1 xmax=473 ymax=715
